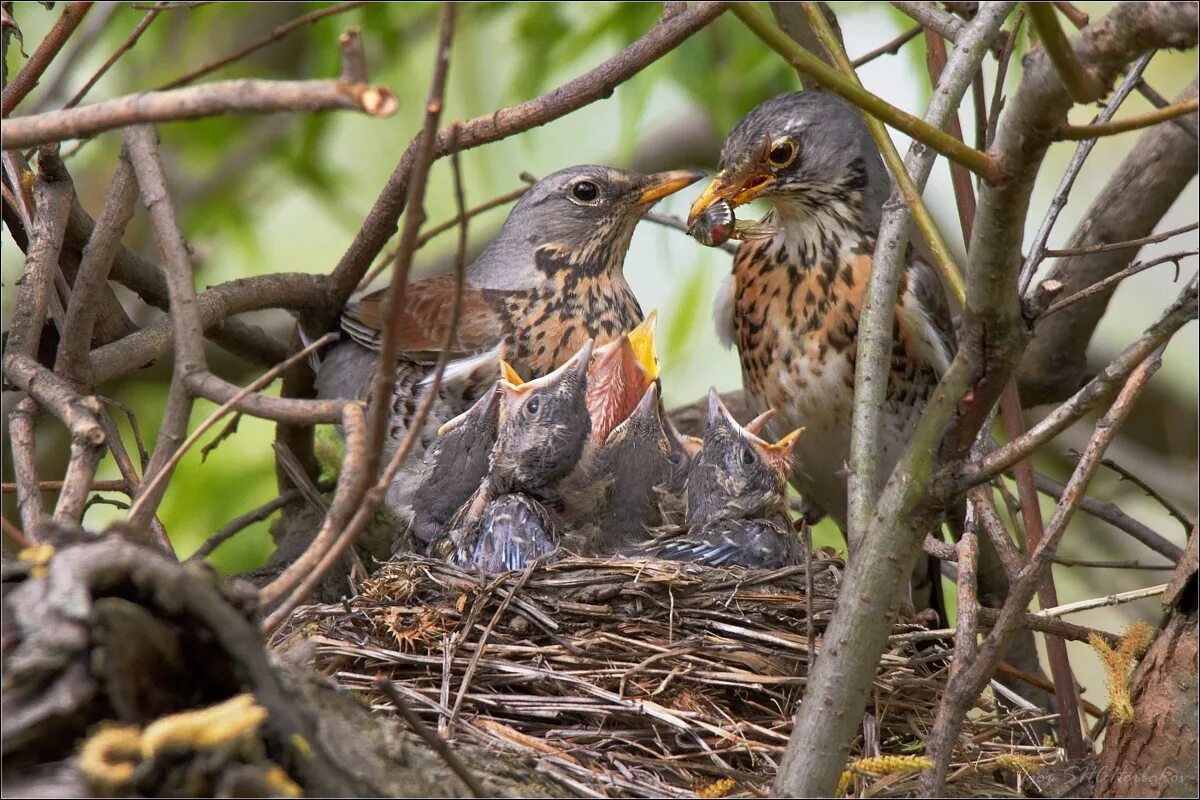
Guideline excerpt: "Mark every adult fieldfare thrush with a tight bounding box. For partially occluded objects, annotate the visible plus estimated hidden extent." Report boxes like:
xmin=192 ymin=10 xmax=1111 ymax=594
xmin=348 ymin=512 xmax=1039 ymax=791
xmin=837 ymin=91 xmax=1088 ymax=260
xmin=687 ymin=92 xmax=954 ymax=533
xmin=637 ymin=389 xmax=803 ymax=569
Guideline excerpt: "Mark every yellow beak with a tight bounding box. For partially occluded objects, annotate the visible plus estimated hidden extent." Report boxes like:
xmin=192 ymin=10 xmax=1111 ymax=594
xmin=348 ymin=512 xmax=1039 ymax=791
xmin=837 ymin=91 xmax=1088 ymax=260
xmin=687 ymin=170 xmax=776 ymax=225
xmin=635 ymin=169 xmax=706 ymax=206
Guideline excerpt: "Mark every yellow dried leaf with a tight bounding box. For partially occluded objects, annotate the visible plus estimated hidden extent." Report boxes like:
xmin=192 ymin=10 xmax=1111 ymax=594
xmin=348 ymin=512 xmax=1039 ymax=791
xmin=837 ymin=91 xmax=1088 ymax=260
xmin=696 ymin=776 xmax=736 ymax=798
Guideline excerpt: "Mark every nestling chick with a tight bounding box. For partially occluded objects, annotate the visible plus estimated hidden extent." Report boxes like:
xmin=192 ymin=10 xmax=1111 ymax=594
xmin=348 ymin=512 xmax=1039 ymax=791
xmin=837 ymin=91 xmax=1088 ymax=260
xmin=563 ymin=382 xmax=673 ymax=555
xmin=637 ymin=388 xmax=804 ymax=569
xmin=438 ymin=341 xmax=594 ymax=571
xmin=405 ymin=382 xmax=502 ymax=554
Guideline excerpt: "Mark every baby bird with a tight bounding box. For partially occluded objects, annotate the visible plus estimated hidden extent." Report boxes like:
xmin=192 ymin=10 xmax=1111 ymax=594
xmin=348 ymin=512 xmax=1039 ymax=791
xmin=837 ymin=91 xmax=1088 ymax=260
xmin=438 ymin=341 xmax=594 ymax=572
xmin=639 ymin=389 xmax=804 ymax=569
xmin=405 ymin=382 xmax=502 ymax=554
xmin=563 ymin=382 xmax=673 ymax=555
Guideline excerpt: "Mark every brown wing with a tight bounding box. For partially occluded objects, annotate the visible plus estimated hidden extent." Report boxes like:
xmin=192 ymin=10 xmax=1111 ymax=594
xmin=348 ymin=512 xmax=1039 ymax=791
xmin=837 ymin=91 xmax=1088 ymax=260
xmin=342 ymin=275 xmax=506 ymax=361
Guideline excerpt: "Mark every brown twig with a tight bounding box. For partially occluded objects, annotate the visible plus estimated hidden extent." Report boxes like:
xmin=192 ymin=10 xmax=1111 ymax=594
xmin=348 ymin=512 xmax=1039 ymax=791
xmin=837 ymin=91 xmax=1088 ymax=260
xmin=63 ymin=3 xmax=166 ymax=109
xmin=7 ymin=399 xmax=44 ymax=537
xmin=1 ymin=479 xmax=127 ymax=493
xmin=324 ymin=1 xmax=727 ymax=314
xmin=127 ymin=333 xmax=339 ymax=522
xmin=3 ymin=78 xmax=399 ymax=149
xmin=1043 ymin=253 xmax=1196 ymax=319
xmin=4 ymin=151 xmax=72 ymax=361
xmin=157 ymin=1 xmax=367 ymax=90
xmin=53 ymin=147 xmax=138 ymax=384
xmin=998 ymin=382 xmax=1085 ymax=759
xmin=360 ymin=2 xmax=457 ymax=490
xmin=1098 ymin=457 xmax=1194 ymax=534
xmin=985 ymin=7 xmax=1024 ymax=150
xmin=850 ymin=24 xmax=921 ymax=68
xmin=1 ymin=1 xmax=93 ymax=115
xmin=1058 ymin=98 xmax=1200 ymax=140
xmin=95 ymin=407 xmax=173 ymax=553
xmin=1052 ymin=556 xmax=1174 ymax=570
xmin=187 ymin=488 xmax=308 ymax=562
xmin=1043 ymin=221 xmax=1199 ymax=258
xmin=377 ymin=679 xmax=485 ymax=797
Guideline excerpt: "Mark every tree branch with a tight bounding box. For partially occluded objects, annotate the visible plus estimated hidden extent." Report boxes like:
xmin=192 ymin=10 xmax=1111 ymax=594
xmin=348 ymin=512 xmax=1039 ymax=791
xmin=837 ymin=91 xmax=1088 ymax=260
xmin=1059 ymin=97 xmax=1200 ymax=139
xmin=2 ymin=78 xmax=398 ymax=149
xmin=1026 ymin=1 xmax=1103 ymax=102
xmin=0 ymin=1 xmax=93 ymax=115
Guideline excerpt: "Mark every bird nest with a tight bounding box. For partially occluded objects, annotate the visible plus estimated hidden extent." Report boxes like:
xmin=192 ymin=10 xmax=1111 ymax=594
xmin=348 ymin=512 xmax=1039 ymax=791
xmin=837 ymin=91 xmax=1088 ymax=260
xmin=271 ymin=555 xmax=1058 ymax=797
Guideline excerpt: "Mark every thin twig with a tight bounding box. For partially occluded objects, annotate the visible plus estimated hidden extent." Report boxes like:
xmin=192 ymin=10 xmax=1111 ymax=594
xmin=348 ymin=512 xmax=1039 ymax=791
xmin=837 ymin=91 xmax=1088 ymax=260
xmin=377 ymin=679 xmax=486 ymax=797
xmin=8 ymin=399 xmax=44 ymax=537
xmin=1043 ymin=221 xmax=1199 ymax=258
xmin=187 ymin=488 xmax=307 ymax=562
xmin=3 ymin=78 xmax=399 ymax=149
xmin=1099 ymin=457 xmax=1194 ymax=533
xmin=850 ymin=24 xmax=921 ymax=68
xmin=260 ymin=5 xmax=461 ymax=626
xmin=1 ymin=1 xmax=93 ymax=115
xmin=127 ymin=333 xmax=338 ymax=522
xmin=63 ymin=3 xmax=166 ymax=109
xmin=985 ymin=8 xmax=1024 ymax=150
xmin=1034 ymin=473 xmax=1183 ymax=563
xmin=1058 ymin=97 xmax=1199 ymax=140
xmin=1041 ymin=252 xmax=1196 ymax=318
xmin=1018 ymin=52 xmax=1153 ymax=294
xmin=157 ymin=1 xmax=367 ymax=90
xmin=1035 ymin=584 xmax=1169 ymax=617
xmin=1052 ymin=557 xmax=1174 ymax=570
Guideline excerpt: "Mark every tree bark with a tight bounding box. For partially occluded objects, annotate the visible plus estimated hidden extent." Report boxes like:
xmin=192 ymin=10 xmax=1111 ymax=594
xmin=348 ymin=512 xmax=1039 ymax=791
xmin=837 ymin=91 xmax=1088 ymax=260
xmin=1095 ymin=531 xmax=1198 ymax=798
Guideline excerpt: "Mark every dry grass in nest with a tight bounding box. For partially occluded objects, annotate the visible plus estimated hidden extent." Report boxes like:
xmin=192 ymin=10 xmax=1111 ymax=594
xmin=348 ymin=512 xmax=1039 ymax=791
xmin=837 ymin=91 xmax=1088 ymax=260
xmin=271 ymin=555 xmax=1059 ymax=797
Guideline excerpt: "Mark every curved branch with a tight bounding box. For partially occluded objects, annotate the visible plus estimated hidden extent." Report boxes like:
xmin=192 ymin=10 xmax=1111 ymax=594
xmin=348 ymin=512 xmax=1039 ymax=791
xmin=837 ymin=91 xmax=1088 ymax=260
xmin=1 ymin=2 xmax=93 ymax=115
xmin=89 ymin=273 xmax=329 ymax=384
xmin=3 ymin=78 xmax=398 ymax=149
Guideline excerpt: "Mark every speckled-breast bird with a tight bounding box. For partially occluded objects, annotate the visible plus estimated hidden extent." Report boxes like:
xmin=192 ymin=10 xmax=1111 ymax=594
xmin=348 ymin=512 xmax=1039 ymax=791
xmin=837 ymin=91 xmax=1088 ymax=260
xmin=438 ymin=341 xmax=594 ymax=572
xmin=686 ymin=92 xmax=953 ymax=533
xmin=639 ymin=389 xmax=803 ymax=569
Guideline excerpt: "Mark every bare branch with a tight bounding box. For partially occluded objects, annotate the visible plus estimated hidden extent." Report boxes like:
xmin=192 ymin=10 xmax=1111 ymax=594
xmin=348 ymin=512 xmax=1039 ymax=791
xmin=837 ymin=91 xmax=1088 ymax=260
xmin=158 ymin=1 xmax=367 ymax=90
xmin=852 ymin=24 xmax=922 ymax=68
xmin=1041 ymin=249 xmax=1197 ymax=318
xmin=5 ymin=152 xmax=72 ymax=361
xmin=3 ymin=78 xmax=399 ymax=149
xmin=53 ymin=149 xmax=138 ymax=385
xmin=1 ymin=1 xmax=93 ymax=115
xmin=1043 ymin=221 xmax=1198 ymax=257
xmin=1059 ymin=97 xmax=1199 ymax=139
xmin=63 ymin=3 xmax=165 ymax=109
xmin=1026 ymin=1 xmax=1103 ymax=102
xmin=7 ymin=399 xmax=44 ymax=536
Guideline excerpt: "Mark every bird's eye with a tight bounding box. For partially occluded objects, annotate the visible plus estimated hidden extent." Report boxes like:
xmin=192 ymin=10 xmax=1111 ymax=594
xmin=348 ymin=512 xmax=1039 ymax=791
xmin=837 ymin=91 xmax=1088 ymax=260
xmin=767 ymin=140 xmax=796 ymax=167
xmin=570 ymin=181 xmax=600 ymax=203
xmin=526 ymin=396 xmax=540 ymax=415
xmin=740 ymin=444 xmax=755 ymax=466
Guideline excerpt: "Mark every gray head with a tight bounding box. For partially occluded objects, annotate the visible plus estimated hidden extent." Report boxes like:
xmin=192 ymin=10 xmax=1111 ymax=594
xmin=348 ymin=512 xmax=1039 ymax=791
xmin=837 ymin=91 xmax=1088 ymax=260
xmin=469 ymin=165 xmax=703 ymax=290
xmin=685 ymin=389 xmax=802 ymax=524
xmin=489 ymin=340 xmax=594 ymax=493
xmin=688 ymin=92 xmax=890 ymax=235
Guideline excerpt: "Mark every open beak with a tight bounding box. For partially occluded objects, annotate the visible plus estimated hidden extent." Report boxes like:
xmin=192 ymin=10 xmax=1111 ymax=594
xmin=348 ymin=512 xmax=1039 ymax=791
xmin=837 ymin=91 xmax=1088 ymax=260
xmin=635 ymin=169 xmax=706 ymax=206
xmin=756 ymin=427 xmax=804 ymax=474
xmin=687 ymin=170 xmax=775 ymax=225
xmin=626 ymin=309 xmax=659 ymax=382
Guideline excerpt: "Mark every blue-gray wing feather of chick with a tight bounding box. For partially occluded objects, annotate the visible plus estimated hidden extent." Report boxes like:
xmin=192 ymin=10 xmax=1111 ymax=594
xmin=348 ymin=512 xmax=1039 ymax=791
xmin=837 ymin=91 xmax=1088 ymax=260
xmin=470 ymin=494 xmax=557 ymax=573
xmin=642 ymin=519 xmax=801 ymax=569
